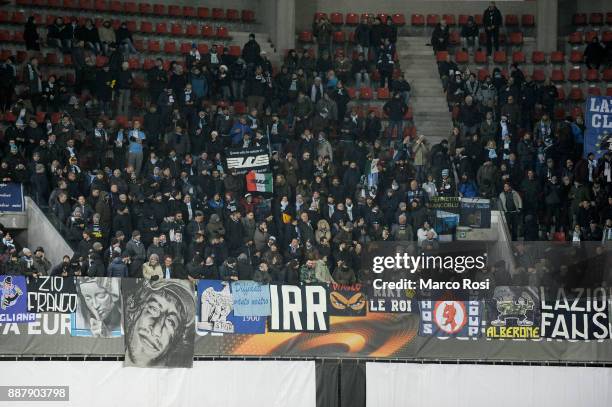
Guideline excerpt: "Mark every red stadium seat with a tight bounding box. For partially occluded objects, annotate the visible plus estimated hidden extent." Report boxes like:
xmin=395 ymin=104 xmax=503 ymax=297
xmin=109 ymin=1 xmax=121 ymax=12
xmin=142 ymin=58 xmax=155 ymax=70
xmin=233 ymin=101 xmax=246 ymax=114
xmin=124 ymin=2 xmax=137 ymax=13
xmin=62 ymin=0 xmax=77 ymax=9
xmin=505 ymin=14 xmax=519 ymax=27
xmin=392 ymin=14 xmax=405 ymax=26
xmin=128 ymin=57 xmax=139 ymax=69
xmin=242 ymin=9 xmax=255 ymax=22
xmin=604 ymin=69 xmax=612 ymax=82
xmin=449 ymin=31 xmax=460 ymax=46
xmin=531 ymin=51 xmax=545 ymax=64
xmin=163 ymin=41 xmax=177 ymax=54
xmin=458 ymin=14 xmax=470 ymax=26
xmin=330 ymin=12 xmax=343 ymax=25
xmin=359 ymin=87 xmax=373 ymax=100
xmin=569 ymin=87 xmax=584 ymax=101
xmin=532 ymin=69 xmax=545 ymax=82
xmin=512 ymin=51 xmax=525 ymax=64
xmin=228 ymin=45 xmax=241 ymax=57
xmin=0 ymin=11 xmax=8 ymax=24
xmin=148 ymin=40 xmax=160 ymax=53
xmin=569 ymin=50 xmax=583 ymax=64
xmin=16 ymin=0 xmax=31 ymax=6
xmin=607 ymin=12 xmax=612 ymax=25
xmin=551 ymin=69 xmax=565 ymax=82
xmin=571 ymin=106 xmax=583 ymax=119
xmin=404 ymin=107 xmax=413 ymax=120
xmin=140 ymin=21 xmax=152 ymax=33
xmin=509 ymin=32 xmax=523 ymax=46
xmin=584 ymin=31 xmax=597 ymax=43
xmin=212 ymin=8 xmax=224 ymax=20
xmin=155 ymin=23 xmax=167 ymax=34
xmin=333 ymin=31 xmax=345 ymax=43
xmin=568 ymin=32 xmax=583 ymax=45
xmin=95 ymin=55 xmax=108 ymax=67
xmin=474 ymin=14 xmax=483 ymax=26
xmin=589 ymin=12 xmax=603 ymax=25
xmin=377 ymin=87 xmax=390 ymax=99
xmin=607 ymin=87 xmax=612 ymax=97
xmin=13 ymin=31 xmax=24 ymax=43
xmin=436 ymin=51 xmax=448 ymax=62
xmin=171 ymin=24 xmax=183 ymax=36
xmin=586 ymin=69 xmax=599 ymax=82
xmin=197 ymin=43 xmax=209 ymax=55
xmin=478 ymin=68 xmax=489 ymax=82
xmin=201 ymin=25 xmax=214 ymax=38
xmin=197 ymin=7 xmax=209 ymax=19
xmin=378 ymin=13 xmax=389 ymax=22
xmin=126 ymin=21 xmax=137 ymax=32
xmin=550 ymin=51 xmax=565 ymax=64
xmin=153 ymin=4 xmax=165 ymax=16
xmin=474 ymin=50 xmax=487 ymax=64
xmin=11 ymin=12 xmax=26 ymax=24
xmin=63 ymin=54 xmax=72 ymax=66
xmin=166 ymin=5 xmax=180 ymax=17
xmin=587 ymin=86 xmax=601 ymax=97
xmin=183 ymin=7 xmax=196 ymax=18
xmin=411 ymin=14 xmax=424 ymax=26
xmin=426 ymin=14 xmax=440 ymax=27
xmin=572 ymin=13 xmax=587 ymax=26
xmin=568 ymin=68 xmax=582 ymax=82
xmin=603 ymin=31 xmax=612 ymax=43
xmin=493 ymin=51 xmax=507 ymax=63
xmin=455 ymin=50 xmax=469 ymax=63
xmin=139 ymin=3 xmax=151 ymax=14
xmin=186 ymin=24 xmax=198 ymax=37
xmin=345 ymin=13 xmax=359 ymax=25
xmin=347 ymin=87 xmax=356 ymax=99
xmin=133 ymin=39 xmax=144 ymax=52
xmin=216 ymin=26 xmax=229 ymax=38
xmin=442 ymin=14 xmax=455 ymax=26
xmin=94 ymin=0 xmax=107 ymax=12
xmin=521 ymin=14 xmax=535 ymax=27
xmin=227 ymin=9 xmax=240 ymax=21
xmin=180 ymin=43 xmax=191 ymax=54
xmin=298 ymin=31 xmax=313 ymax=43
xmin=314 ymin=12 xmax=327 ymax=20
xmin=48 ymin=0 xmax=60 ymax=7
xmin=45 ymin=52 xmax=59 ymax=65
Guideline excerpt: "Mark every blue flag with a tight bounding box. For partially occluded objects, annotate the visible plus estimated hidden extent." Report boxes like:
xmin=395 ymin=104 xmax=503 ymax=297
xmin=584 ymin=96 xmax=612 ymax=158
xmin=231 ymin=281 xmax=271 ymax=317
xmin=0 ymin=275 xmax=36 ymax=323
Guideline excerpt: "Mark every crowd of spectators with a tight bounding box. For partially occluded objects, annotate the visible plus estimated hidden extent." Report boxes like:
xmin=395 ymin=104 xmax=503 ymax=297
xmin=0 ymin=3 xmax=610 ymax=284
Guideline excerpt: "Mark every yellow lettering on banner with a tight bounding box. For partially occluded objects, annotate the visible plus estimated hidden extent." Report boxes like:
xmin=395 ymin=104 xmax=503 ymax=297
xmin=487 ymin=326 xmax=540 ymax=339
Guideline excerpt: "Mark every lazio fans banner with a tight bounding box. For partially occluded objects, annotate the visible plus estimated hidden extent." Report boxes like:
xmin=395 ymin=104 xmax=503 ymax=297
xmin=584 ymin=96 xmax=612 ymax=158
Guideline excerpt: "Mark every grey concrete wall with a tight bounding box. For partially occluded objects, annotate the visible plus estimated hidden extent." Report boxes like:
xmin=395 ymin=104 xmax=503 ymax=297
xmin=558 ymin=0 xmax=577 ymax=36
xmin=296 ymin=0 xmax=538 ymax=31
xmin=575 ymin=0 xmax=610 ymax=14
xmin=20 ymin=197 xmax=73 ymax=267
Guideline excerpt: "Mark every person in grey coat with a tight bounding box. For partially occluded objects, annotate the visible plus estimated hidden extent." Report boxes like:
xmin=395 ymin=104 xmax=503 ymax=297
xmin=125 ymin=230 xmax=147 ymax=277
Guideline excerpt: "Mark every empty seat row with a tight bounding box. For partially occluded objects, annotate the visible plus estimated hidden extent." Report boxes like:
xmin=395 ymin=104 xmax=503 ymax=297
xmin=568 ymin=30 xmax=612 ymax=45
xmin=439 ymin=48 xmax=612 ymax=66
xmin=13 ymin=0 xmax=256 ymax=22
xmin=317 ymin=12 xmax=535 ymax=28
xmin=572 ymin=12 xmax=612 ymax=26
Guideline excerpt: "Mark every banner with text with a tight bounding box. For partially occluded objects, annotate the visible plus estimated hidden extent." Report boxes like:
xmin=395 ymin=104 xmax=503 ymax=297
xmin=584 ymin=96 xmax=612 ymax=158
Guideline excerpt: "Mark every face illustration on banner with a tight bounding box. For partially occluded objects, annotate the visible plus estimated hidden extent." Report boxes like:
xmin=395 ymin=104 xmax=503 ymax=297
xmin=434 ymin=301 xmax=467 ymax=334
xmin=2 ymin=276 xmax=22 ymax=310
xmin=123 ymin=279 xmax=195 ymax=368
xmin=73 ymin=278 xmax=122 ymax=338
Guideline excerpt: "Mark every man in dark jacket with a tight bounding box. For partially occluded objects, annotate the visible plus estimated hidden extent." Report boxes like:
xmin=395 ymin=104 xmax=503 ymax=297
xmin=355 ymin=17 xmax=371 ymax=59
xmin=383 ymin=92 xmax=407 ymax=138
xmin=483 ymin=1 xmax=503 ymax=55
xmin=242 ymin=33 xmax=261 ymax=67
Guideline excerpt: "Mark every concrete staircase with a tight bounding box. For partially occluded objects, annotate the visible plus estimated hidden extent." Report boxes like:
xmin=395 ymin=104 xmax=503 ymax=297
xmin=396 ymin=36 xmax=453 ymax=144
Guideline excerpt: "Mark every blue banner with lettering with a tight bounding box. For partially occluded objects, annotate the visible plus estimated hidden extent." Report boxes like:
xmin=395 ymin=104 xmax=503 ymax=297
xmin=0 ymin=183 xmax=24 ymax=212
xmin=0 ymin=275 xmax=36 ymax=323
xmin=231 ymin=281 xmax=271 ymax=317
xmin=196 ymin=280 xmax=266 ymax=334
xmin=584 ymin=96 xmax=612 ymax=158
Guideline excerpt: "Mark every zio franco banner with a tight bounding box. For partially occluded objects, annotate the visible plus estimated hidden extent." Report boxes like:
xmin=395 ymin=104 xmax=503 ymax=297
xmin=0 ymin=275 xmax=35 ymax=323
xmin=71 ymin=277 xmax=123 ymax=338
xmin=269 ymin=284 xmax=330 ymax=332
xmin=27 ymin=276 xmax=78 ymax=314
xmin=485 ymin=286 xmax=541 ymax=339
xmin=584 ymin=96 xmax=612 ymax=159
xmin=225 ymin=146 xmax=270 ymax=174
xmin=540 ymin=287 xmax=612 ymax=340
xmin=329 ymin=283 xmax=367 ymax=317
xmin=122 ymin=278 xmax=196 ymax=368
xmin=231 ymin=280 xmax=271 ymax=317
xmin=197 ymin=280 xmax=265 ymax=334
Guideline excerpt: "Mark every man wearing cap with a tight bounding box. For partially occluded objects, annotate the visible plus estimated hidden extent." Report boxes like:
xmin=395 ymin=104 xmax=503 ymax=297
xmin=32 ymin=247 xmax=51 ymax=276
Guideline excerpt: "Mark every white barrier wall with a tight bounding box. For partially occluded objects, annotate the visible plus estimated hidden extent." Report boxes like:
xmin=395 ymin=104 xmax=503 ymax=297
xmin=0 ymin=361 xmax=316 ymax=407
xmin=367 ymin=362 xmax=612 ymax=407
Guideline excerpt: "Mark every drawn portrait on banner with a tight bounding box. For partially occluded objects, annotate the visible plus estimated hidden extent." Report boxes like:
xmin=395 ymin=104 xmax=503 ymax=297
xmin=122 ymin=279 xmax=196 ymax=368
xmin=72 ymin=277 xmax=123 ymax=338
